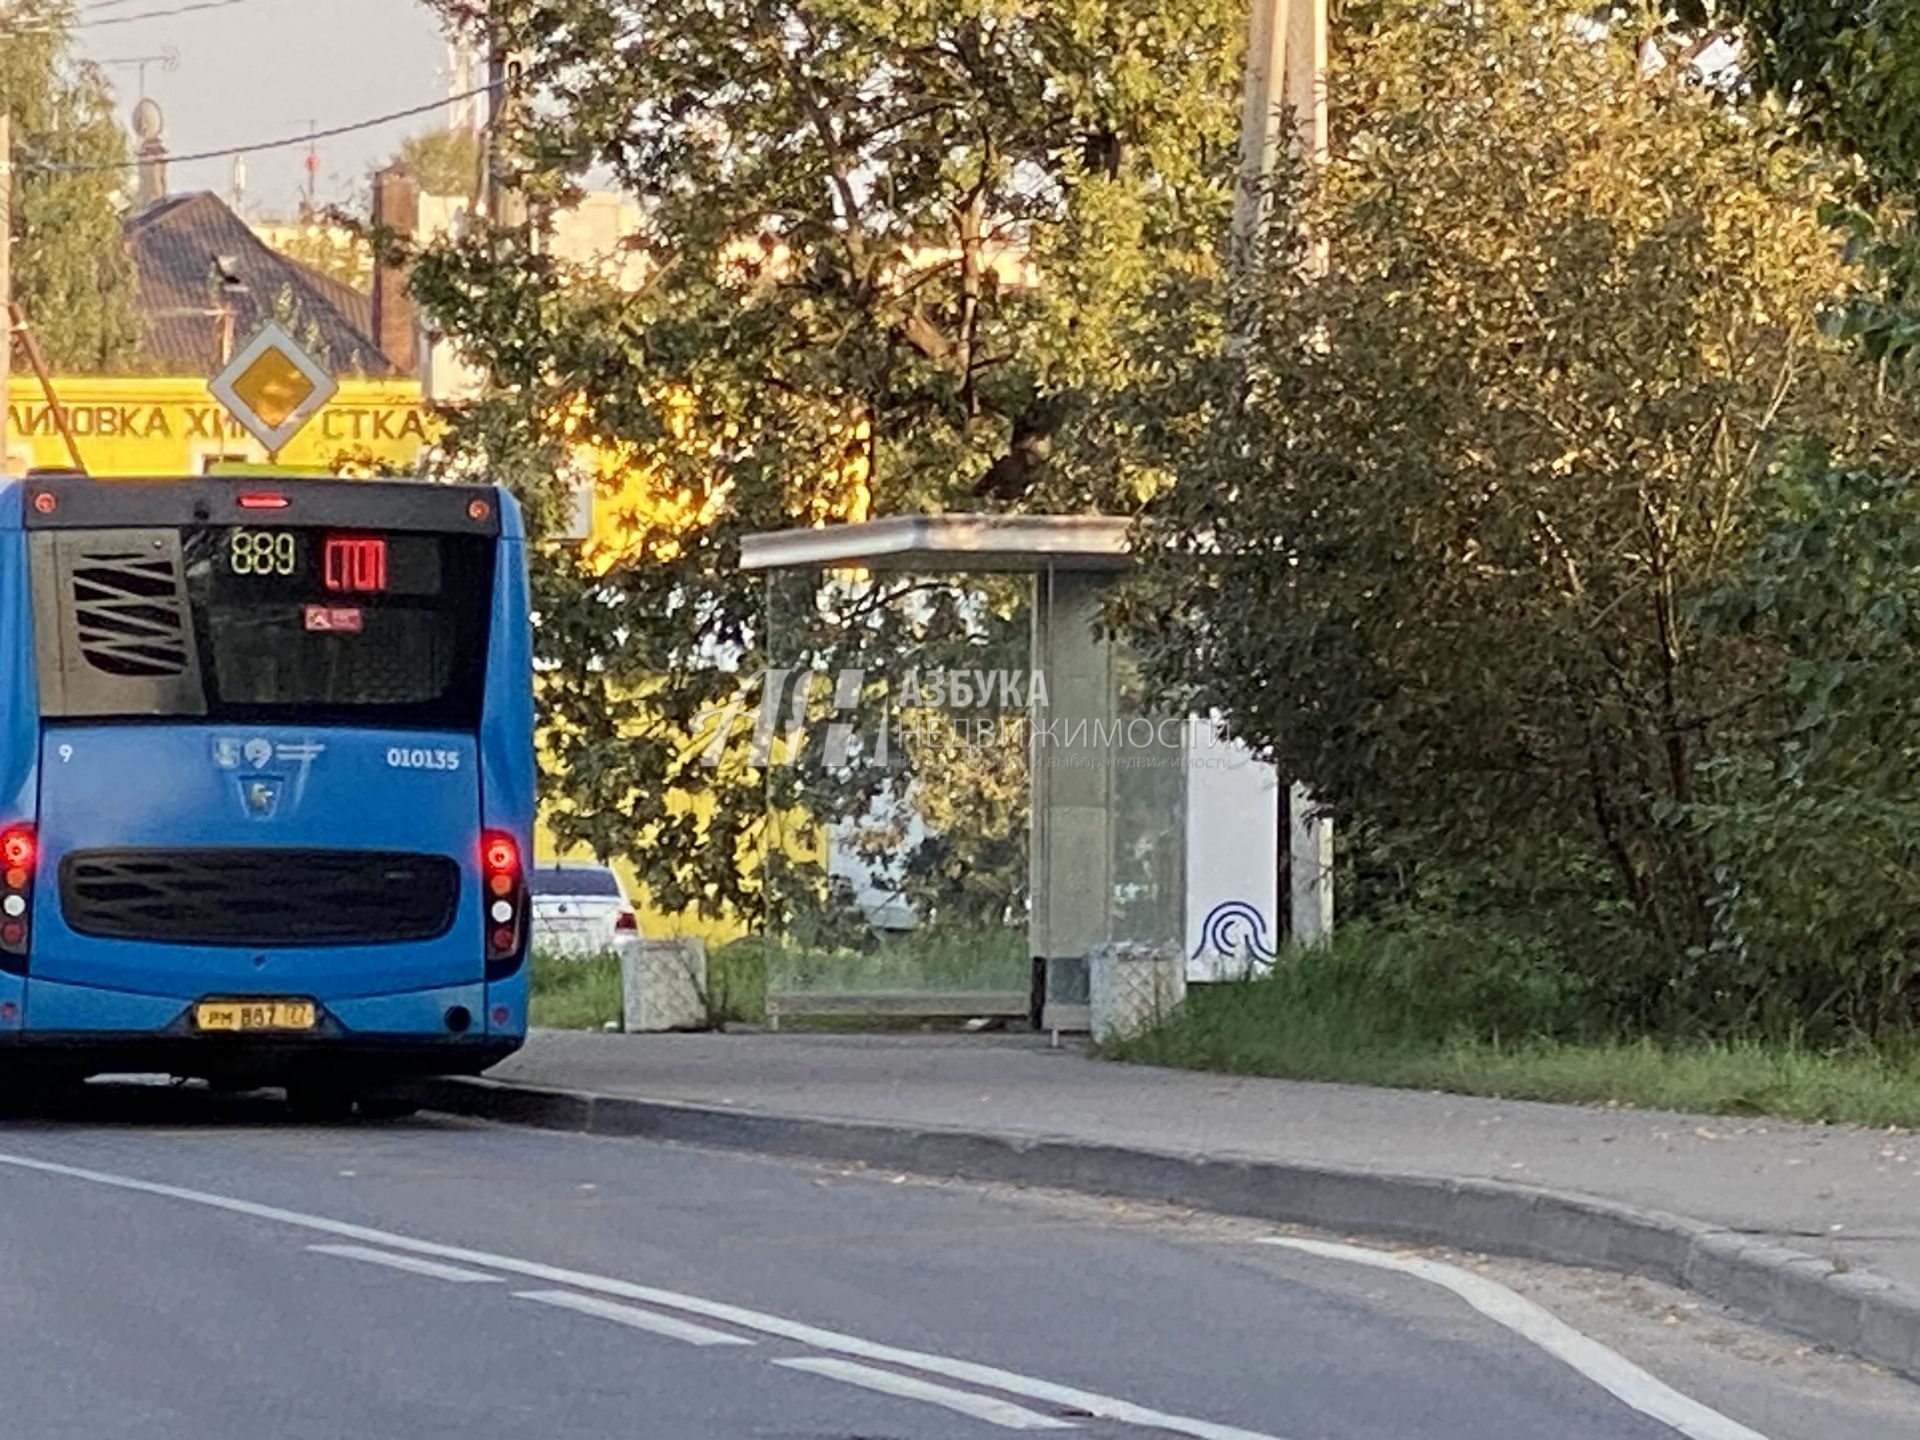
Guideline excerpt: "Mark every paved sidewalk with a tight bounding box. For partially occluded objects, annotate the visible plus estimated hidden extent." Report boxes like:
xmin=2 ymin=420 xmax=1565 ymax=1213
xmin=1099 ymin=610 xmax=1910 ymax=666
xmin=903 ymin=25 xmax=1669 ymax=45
xmin=493 ymin=1029 xmax=1920 ymax=1292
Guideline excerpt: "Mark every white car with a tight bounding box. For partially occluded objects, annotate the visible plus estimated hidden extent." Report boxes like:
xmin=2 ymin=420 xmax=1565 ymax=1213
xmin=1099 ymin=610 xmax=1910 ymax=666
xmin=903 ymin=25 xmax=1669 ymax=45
xmin=529 ymin=863 xmax=640 ymax=959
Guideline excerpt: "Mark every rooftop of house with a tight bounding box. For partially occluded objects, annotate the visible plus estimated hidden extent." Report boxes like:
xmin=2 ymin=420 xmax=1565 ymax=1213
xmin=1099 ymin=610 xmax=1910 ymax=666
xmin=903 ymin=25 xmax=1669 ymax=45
xmin=123 ymin=192 xmax=394 ymax=379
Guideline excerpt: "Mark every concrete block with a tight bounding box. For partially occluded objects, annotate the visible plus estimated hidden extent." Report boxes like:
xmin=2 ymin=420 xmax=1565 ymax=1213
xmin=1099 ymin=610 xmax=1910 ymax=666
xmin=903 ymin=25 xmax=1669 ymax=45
xmin=1088 ymin=941 xmax=1185 ymax=1044
xmin=622 ymin=937 xmax=707 ymax=1032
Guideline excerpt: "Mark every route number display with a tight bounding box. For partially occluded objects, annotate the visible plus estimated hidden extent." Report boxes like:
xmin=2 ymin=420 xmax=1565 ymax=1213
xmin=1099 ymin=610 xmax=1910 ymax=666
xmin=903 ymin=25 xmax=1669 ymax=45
xmin=227 ymin=529 xmax=298 ymax=577
xmin=212 ymin=528 xmax=436 ymax=597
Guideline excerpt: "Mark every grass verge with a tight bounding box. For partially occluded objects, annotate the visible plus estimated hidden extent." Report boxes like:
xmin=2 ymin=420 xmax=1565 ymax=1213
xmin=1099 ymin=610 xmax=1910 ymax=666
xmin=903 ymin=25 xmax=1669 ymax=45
xmin=526 ymin=943 xmax=775 ymax=1029
xmin=527 ymin=950 xmax=623 ymax=1030
xmin=1106 ymin=930 xmax=1920 ymax=1129
xmin=755 ymin=925 xmax=1028 ymax=994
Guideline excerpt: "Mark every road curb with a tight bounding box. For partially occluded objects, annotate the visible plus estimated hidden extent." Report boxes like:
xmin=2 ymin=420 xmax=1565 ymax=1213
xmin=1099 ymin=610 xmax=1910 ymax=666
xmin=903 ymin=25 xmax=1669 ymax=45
xmin=415 ymin=1075 xmax=1920 ymax=1383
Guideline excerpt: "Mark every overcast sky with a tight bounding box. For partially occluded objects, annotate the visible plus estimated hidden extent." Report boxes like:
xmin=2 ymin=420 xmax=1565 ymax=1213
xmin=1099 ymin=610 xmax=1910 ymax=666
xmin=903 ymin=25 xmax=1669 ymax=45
xmin=75 ymin=0 xmax=454 ymax=219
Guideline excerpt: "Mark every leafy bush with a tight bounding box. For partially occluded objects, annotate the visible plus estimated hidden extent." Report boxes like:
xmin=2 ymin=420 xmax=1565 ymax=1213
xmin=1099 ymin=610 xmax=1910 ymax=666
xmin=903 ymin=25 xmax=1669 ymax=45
xmin=1685 ymin=453 xmax=1920 ymax=1038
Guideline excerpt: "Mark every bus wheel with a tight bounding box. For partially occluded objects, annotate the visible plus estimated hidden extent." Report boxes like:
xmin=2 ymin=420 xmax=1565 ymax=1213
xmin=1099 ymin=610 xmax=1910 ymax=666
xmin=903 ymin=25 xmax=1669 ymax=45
xmin=285 ymin=1084 xmax=355 ymax=1122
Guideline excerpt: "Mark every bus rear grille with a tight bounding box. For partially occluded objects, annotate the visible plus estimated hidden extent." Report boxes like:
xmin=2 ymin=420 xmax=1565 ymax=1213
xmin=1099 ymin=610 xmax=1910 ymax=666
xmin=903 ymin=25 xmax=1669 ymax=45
xmin=69 ymin=545 xmax=192 ymax=678
xmin=58 ymin=849 xmax=460 ymax=947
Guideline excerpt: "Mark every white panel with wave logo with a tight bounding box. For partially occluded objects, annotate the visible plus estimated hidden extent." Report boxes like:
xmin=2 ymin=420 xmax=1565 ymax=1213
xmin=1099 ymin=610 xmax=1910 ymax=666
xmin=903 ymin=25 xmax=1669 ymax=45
xmin=1182 ymin=716 xmax=1281 ymax=982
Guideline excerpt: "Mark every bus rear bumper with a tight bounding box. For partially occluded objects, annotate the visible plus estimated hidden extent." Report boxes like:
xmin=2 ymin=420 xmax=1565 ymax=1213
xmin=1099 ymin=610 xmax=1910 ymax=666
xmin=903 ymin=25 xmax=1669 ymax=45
xmin=0 ymin=1033 xmax=521 ymax=1086
xmin=0 ymin=975 xmax=527 ymax=1084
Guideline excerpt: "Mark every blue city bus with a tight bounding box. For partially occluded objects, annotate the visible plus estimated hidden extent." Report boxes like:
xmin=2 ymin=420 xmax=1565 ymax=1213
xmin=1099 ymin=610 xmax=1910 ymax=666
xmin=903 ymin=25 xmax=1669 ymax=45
xmin=0 ymin=474 xmax=534 ymax=1114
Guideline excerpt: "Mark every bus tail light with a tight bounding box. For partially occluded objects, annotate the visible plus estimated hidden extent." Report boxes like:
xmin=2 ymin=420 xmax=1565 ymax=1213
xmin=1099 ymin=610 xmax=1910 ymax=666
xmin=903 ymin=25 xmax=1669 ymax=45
xmin=614 ymin=910 xmax=638 ymax=934
xmin=482 ymin=831 xmax=528 ymax=978
xmin=1 ymin=824 xmax=35 ymax=964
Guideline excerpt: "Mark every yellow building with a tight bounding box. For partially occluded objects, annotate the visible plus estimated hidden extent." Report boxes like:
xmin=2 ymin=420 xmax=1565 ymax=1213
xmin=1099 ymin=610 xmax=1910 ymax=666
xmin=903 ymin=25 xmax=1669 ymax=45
xmin=4 ymin=376 xmax=435 ymax=479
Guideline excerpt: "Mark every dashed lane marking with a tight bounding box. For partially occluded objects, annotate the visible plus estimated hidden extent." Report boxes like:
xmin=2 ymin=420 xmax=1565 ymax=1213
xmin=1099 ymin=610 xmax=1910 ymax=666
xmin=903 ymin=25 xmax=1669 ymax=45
xmin=308 ymin=1244 xmax=504 ymax=1284
xmin=514 ymin=1290 xmax=754 ymax=1347
xmin=775 ymin=1357 xmax=1077 ymax=1431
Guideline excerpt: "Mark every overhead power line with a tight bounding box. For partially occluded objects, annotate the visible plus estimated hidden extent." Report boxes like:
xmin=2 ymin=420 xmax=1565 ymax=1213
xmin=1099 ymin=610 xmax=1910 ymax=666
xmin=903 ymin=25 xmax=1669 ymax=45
xmin=73 ymin=0 xmax=251 ymax=26
xmin=20 ymin=83 xmax=496 ymax=175
xmin=0 ymin=0 xmax=255 ymax=32
xmin=0 ymin=0 xmax=266 ymax=32
xmin=79 ymin=0 xmax=218 ymax=10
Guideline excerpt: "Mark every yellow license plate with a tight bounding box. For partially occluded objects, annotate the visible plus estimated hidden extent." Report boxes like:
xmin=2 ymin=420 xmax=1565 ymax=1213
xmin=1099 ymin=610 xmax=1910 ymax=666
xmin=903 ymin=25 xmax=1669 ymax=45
xmin=194 ymin=1000 xmax=317 ymax=1033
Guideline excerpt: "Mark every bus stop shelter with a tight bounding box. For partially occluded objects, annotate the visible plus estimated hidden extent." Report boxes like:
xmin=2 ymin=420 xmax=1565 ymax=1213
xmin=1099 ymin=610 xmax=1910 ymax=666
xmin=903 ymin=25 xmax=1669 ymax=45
xmin=740 ymin=514 xmax=1329 ymax=1031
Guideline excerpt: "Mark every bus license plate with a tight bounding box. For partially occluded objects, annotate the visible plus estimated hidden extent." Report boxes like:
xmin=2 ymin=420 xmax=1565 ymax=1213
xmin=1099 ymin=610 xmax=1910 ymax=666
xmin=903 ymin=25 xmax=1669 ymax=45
xmin=194 ymin=1000 xmax=317 ymax=1033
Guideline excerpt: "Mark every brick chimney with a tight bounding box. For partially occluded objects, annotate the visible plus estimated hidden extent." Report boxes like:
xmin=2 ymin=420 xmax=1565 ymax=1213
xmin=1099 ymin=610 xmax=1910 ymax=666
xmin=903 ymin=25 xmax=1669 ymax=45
xmin=370 ymin=163 xmax=420 ymax=375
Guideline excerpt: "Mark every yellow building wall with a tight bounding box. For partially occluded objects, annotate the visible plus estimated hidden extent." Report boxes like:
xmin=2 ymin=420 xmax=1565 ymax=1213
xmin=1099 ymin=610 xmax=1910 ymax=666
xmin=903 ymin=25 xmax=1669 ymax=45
xmin=4 ymin=376 xmax=437 ymax=479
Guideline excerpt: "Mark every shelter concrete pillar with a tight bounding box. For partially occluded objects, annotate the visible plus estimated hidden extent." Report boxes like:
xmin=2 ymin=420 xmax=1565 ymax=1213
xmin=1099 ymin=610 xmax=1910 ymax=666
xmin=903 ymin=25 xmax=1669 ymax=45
xmin=1028 ymin=566 xmax=1114 ymax=1030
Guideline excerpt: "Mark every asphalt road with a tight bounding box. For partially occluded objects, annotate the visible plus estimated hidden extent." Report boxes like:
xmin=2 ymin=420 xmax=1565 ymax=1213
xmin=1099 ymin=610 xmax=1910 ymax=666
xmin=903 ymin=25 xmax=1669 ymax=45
xmin=0 ymin=1085 xmax=1910 ymax=1440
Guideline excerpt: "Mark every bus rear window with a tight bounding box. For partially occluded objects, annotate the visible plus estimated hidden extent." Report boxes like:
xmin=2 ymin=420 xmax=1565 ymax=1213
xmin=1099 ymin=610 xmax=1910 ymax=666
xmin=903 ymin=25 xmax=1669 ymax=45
xmin=31 ymin=525 xmax=495 ymax=728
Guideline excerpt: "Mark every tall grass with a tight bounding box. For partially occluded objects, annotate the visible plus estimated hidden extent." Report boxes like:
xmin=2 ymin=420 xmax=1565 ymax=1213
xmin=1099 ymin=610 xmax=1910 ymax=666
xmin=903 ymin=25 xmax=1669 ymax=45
xmin=1107 ymin=925 xmax=1920 ymax=1128
xmin=757 ymin=924 xmax=1027 ymax=994
xmin=527 ymin=950 xmax=623 ymax=1030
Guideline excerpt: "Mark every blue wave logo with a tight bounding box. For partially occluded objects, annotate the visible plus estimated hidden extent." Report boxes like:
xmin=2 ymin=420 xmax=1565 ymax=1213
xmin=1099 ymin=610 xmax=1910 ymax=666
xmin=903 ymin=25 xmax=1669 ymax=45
xmin=1191 ymin=900 xmax=1277 ymax=963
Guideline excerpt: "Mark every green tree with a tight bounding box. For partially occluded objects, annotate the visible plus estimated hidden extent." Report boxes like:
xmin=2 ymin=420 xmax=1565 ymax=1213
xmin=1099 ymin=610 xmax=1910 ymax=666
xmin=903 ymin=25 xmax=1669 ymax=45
xmin=1691 ymin=453 xmax=1920 ymax=1034
xmin=270 ymin=223 xmax=372 ymax=290
xmin=1133 ymin=0 xmax=1920 ymax=1031
xmin=1722 ymin=1 xmax=1920 ymax=187
xmin=1700 ymin=2 xmax=1920 ymax=370
xmin=395 ymin=127 xmax=482 ymax=203
xmin=2 ymin=1 xmax=140 ymax=371
xmin=411 ymin=0 xmax=1241 ymax=918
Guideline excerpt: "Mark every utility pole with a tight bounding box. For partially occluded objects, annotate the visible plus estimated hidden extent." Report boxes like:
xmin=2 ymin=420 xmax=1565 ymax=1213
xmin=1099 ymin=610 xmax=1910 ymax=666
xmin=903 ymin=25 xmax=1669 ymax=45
xmin=1233 ymin=0 xmax=1328 ymax=249
xmin=483 ymin=2 xmax=526 ymax=238
xmin=1232 ymin=0 xmax=1289 ymax=247
xmin=483 ymin=3 xmax=502 ymax=229
xmin=1285 ymin=0 xmax=1330 ymax=176
xmin=1231 ymin=1 xmax=1333 ymax=945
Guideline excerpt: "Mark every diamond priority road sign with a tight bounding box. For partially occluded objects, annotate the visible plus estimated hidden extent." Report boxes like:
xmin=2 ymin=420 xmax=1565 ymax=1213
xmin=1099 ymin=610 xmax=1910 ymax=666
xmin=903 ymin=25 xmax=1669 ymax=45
xmin=207 ymin=320 xmax=340 ymax=455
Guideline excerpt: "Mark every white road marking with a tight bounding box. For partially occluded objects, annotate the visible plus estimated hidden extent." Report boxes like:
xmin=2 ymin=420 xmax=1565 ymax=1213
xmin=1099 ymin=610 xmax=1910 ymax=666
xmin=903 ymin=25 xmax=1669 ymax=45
xmin=776 ymin=1356 xmax=1076 ymax=1431
xmin=1259 ymin=1238 xmax=1771 ymax=1440
xmin=0 ymin=1150 xmax=1289 ymax=1440
xmin=515 ymin=1289 xmax=753 ymax=1346
xmin=308 ymin=1243 xmax=503 ymax=1284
